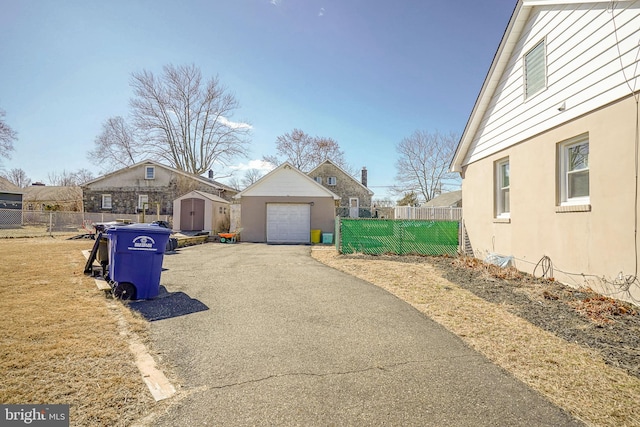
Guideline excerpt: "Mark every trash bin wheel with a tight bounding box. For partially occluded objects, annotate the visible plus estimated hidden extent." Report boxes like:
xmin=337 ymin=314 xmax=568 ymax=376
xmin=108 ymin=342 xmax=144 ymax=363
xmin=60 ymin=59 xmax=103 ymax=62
xmin=114 ymin=282 xmax=137 ymax=300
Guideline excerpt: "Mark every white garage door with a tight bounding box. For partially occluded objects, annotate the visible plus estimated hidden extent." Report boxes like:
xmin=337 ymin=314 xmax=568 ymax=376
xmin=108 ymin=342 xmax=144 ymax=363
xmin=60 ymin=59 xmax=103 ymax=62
xmin=266 ymin=203 xmax=311 ymax=244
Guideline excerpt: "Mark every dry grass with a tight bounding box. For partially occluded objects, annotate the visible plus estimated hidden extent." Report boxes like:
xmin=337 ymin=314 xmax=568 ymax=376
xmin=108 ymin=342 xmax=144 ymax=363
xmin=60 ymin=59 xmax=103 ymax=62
xmin=0 ymin=236 xmax=155 ymax=426
xmin=311 ymin=248 xmax=640 ymax=427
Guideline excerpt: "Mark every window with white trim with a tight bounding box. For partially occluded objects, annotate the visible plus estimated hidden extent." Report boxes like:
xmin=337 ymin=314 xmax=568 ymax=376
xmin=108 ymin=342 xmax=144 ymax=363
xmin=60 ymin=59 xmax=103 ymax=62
xmin=327 ymin=176 xmax=337 ymax=186
xmin=559 ymin=136 xmax=589 ymax=205
xmin=102 ymin=194 xmax=112 ymax=209
xmin=525 ymin=40 xmax=546 ymax=99
xmin=138 ymin=194 xmax=149 ymax=210
xmin=314 ymin=176 xmax=323 ymax=184
xmin=145 ymin=166 xmax=155 ymax=180
xmin=495 ymin=158 xmax=510 ymax=218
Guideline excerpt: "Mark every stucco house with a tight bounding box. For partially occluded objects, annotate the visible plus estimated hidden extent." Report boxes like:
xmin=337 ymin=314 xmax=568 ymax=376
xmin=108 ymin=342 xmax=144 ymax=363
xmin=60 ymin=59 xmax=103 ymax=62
xmin=0 ymin=177 xmax=23 ymax=227
xmin=451 ymin=1 xmax=640 ymax=303
xmin=307 ymin=159 xmax=373 ymax=218
xmin=23 ymin=185 xmax=83 ymax=212
xmin=233 ymin=162 xmax=340 ymax=243
xmin=82 ymin=160 xmax=237 ymax=216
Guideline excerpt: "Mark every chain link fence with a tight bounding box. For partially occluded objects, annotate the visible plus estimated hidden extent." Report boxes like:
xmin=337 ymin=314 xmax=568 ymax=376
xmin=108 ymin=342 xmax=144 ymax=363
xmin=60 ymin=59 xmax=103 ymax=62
xmin=338 ymin=218 xmax=460 ymax=256
xmin=0 ymin=208 xmax=172 ymax=238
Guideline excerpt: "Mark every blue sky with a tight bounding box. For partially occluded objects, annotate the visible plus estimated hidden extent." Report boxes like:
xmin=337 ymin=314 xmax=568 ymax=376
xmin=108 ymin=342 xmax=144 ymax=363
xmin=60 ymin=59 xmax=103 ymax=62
xmin=0 ymin=0 xmax=515 ymax=200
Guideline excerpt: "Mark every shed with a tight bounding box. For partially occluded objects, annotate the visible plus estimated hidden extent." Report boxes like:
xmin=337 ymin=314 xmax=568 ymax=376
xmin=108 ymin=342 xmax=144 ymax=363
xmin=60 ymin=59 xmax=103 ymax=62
xmin=0 ymin=177 xmax=23 ymax=227
xmin=233 ymin=162 xmax=340 ymax=244
xmin=173 ymin=190 xmax=230 ymax=234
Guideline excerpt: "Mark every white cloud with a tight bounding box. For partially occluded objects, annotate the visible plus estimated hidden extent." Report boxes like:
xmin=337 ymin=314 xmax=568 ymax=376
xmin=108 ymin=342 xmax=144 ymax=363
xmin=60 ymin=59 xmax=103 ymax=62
xmin=270 ymin=0 xmax=281 ymax=6
xmin=229 ymin=159 xmax=276 ymax=172
xmin=318 ymin=7 xmax=325 ymax=17
xmin=219 ymin=116 xmax=253 ymax=130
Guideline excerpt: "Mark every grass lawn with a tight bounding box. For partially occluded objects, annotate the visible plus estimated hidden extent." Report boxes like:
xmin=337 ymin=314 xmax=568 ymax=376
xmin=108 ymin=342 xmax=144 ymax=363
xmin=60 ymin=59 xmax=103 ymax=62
xmin=0 ymin=236 xmax=156 ymax=426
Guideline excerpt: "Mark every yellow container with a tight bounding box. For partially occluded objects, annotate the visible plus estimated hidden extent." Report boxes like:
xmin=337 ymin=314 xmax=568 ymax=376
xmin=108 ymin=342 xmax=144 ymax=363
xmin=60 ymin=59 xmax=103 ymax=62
xmin=310 ymin=229 xmax=321 ymax=243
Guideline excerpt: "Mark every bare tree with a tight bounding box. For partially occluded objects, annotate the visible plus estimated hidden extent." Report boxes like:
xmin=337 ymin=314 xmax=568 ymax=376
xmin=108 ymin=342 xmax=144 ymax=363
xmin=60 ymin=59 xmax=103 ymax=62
xmin=394 ymin=130 xmax=460 ymax=204
xmin=47 ymin=169 xmax=94 ymax=186
xmin=1 ymin=168 xmax=30 ymax=187
xmin=88 ymin=116 xmax=140 ymax=172
xmin=0 ymin=108 xmax=17 ymax=160
xmin=241 ymin=169 xmax=264 ymax=188
xmin=264 ymin=128 xmax=352 ymax=173
xmin=74 ymin=168 xmax=95 ymax=185
xmin=226 ymin=176 xmax=242 ymax=191
xmin=130 ymin=64 xmax=251 ymax=176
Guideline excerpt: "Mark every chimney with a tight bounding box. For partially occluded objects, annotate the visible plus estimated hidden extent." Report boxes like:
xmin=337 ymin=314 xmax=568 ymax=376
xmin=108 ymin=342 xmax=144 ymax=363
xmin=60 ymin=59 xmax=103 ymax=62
xmin=361 ymin=167 xmax=368 ymax=187
xmin=208 ymin=170 xmax=213 ymax=179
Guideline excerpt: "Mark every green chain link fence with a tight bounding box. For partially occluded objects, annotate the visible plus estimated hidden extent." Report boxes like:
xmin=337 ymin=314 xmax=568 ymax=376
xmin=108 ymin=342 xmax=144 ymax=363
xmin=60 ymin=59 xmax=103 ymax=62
xmin=338 ymin=218 xmax=459 ymax=256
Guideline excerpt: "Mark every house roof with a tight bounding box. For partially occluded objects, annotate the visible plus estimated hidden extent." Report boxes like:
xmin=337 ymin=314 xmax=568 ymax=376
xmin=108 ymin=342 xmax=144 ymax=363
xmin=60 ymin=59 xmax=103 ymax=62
xmin=0 ymin=177 xmax=22 ymax=194
xmin=234 ymin=162 xmax=340 ymax=200
xmin=23 ymin=186 xmax=82 ymax=202
xmin=451 ymin=0 xmax=636 ymax=172
xmin=422 ymin=190 xmax=462 ymax=207
xmin=176 ymin=190 xmax=230 ymax=204
xmin=83 ymin=160 xmax=236 ymax=192
xmin=450 ymin=0 xmax=525 ymax=173
xmin=307 ymin=159 xmax=374 ymax=196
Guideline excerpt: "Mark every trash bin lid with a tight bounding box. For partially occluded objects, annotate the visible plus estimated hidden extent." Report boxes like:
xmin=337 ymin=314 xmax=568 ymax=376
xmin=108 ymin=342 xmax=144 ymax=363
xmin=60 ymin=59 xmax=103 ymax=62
xmin=106 ymin=223 xmax=172 ymax=235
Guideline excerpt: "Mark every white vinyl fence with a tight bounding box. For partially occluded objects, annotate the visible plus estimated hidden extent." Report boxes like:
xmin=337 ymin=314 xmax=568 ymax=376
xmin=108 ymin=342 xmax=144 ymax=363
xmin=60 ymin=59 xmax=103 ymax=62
xmin=394 ymin=206 xmax=462 ymax=221
xmin=0 ymin=208 xmax=171 ymax=238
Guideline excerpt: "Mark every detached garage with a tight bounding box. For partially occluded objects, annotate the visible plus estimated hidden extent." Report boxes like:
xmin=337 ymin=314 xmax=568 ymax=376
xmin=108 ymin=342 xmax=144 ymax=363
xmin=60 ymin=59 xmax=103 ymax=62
xmin=234 ymin=163 xmax=339 ymax=243
xmin=173 ymin=190 xmax=230 ymax=234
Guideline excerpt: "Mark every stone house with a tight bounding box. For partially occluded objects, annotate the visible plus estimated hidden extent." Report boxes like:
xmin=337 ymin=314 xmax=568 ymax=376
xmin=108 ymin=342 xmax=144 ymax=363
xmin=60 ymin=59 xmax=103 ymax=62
xmin=307 ymin=159 xmax=374 ymax=218
xmin=82 ymin=160 xmax=237 ymax=216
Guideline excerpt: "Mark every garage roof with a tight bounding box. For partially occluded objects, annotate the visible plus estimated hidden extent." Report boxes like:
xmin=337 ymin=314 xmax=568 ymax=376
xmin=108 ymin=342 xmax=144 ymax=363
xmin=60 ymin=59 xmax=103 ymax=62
xmin=234 ymin=162 xmax=340 ymax=200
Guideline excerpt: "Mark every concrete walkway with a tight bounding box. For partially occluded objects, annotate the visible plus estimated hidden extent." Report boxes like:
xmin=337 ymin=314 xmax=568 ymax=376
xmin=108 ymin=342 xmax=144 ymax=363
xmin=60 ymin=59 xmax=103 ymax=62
xmin=144 ymin=243 xmax=582 ymax=426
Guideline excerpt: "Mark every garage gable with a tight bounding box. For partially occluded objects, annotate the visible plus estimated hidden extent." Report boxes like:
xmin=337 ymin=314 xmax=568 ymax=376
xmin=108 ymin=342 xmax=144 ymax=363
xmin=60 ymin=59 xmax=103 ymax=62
xmin=235 ymin=163 xmax=339 ymax=200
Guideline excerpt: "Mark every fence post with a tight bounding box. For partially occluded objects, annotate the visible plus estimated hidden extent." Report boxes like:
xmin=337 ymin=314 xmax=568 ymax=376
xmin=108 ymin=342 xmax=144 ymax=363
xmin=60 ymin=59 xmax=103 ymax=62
xmin=49 ymin=212 xmax=53 ymax=237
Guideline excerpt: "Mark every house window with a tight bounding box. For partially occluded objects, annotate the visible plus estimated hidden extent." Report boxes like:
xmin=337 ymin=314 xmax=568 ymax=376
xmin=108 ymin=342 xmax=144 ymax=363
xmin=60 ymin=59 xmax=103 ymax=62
xmin=145 ymin=166 xmax=155 ymax=180
xmin=327 ymin=176 xmax=337 ymax=186
xmin=102 ymin=194 xmax=112 ymax=209
xmin=495 ymin=158 xmax=510 ymax=218
xmin=525 ymin=40 xmax=546 ymax=99
xmin=314 ymin=176 xmax=323 ymax=184
xmin=559 ymin=137 xmax=589 ymax=205
xmin=138 ymin=194 xmax=149 ymax=210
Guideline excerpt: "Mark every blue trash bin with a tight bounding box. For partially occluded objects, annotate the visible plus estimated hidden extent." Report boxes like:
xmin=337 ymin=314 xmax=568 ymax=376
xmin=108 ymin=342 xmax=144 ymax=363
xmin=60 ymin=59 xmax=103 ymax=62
xmin=106 ymin=223 xmax=172 ymax=300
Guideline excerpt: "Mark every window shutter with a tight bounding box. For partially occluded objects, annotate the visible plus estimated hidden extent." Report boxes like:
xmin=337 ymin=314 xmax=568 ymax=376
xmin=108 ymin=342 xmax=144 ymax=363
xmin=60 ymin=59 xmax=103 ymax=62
xmin=525 ymin=41 xmax=545 ymax=98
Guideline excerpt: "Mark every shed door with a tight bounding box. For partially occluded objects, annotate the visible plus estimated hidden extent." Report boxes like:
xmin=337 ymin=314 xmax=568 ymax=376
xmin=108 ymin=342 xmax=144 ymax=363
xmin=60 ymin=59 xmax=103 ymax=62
xmin=266 ymin=203 xmax=310 ymax=244
xmin=180 ymin=198 xmax=205 ymax=231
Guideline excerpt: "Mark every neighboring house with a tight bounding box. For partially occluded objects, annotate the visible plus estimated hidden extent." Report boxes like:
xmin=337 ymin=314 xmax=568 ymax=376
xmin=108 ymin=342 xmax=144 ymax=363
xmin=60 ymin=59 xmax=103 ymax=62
xmin=451 ymin=1 xmax=640 ymax=302
xmin=233 ymin=162 xmax=340 ymax=243
xmin=173 ymin=190 xmax=230 ymax=234
xmin=307 ymin=159 xmax=374 ymax=218
xmin=23 ymin=185 xmax=83 ymax=212
xmin=0 ymin=177 xmax=23 ymax=227
xmin=422 ymin=190 xmax=462 ymax=208
xmin=82 ymin=160 xmax=237 ymax=216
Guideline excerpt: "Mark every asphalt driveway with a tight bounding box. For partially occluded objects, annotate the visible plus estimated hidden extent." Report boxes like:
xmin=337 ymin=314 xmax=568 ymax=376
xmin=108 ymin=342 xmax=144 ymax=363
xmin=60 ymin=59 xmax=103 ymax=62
xmin=144 ymin=243 xmax=581 ymax=426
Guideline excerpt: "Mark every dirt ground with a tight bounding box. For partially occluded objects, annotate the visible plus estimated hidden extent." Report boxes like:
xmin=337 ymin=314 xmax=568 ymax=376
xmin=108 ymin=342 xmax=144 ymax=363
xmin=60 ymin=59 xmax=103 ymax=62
xmin=311 ymin=248 xmax=640 ymax=427
xmin=428 ymin=255 xmax=640 ymax=379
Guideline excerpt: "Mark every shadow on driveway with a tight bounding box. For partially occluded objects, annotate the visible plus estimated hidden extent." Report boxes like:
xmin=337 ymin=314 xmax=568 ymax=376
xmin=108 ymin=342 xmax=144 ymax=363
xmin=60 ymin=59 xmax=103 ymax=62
xmin=128 ymin=285 xmax=208 ymax=321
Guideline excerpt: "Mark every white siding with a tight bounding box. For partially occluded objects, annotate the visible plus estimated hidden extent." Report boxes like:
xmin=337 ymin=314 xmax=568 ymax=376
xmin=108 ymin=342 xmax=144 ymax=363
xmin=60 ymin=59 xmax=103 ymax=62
xmin=464 ymin=1 xmax=640 ymax=165
xmin=241 ymin=166 xmax=333 ymax=198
